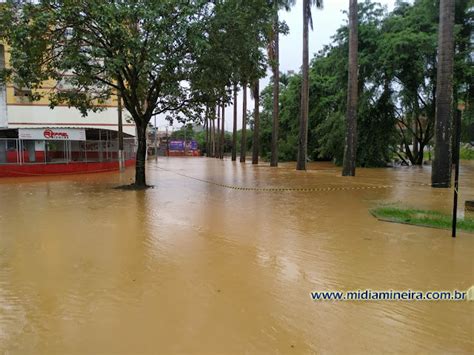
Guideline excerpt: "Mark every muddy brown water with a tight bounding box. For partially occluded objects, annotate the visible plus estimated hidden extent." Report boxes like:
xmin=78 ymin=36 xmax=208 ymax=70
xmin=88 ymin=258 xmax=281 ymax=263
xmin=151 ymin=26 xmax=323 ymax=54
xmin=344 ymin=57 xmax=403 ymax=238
xmin=0 ymin=158 xmax=473 ymax=353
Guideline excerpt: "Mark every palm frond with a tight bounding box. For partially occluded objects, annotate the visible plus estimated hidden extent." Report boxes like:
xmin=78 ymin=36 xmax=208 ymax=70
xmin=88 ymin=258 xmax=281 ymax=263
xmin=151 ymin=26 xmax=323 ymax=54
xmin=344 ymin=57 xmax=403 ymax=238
xmin=307 ymin=0 xmax=324 ymax=30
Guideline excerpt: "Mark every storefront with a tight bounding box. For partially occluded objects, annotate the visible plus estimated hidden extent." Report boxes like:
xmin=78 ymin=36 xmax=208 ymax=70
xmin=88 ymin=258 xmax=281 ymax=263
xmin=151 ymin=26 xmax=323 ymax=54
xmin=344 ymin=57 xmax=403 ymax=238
xmin=0 ymin=127 xmax=136 ymax=177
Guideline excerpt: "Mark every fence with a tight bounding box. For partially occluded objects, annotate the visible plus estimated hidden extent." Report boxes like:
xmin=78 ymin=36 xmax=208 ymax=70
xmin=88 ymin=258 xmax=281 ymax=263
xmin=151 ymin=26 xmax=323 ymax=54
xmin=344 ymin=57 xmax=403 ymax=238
xmin=0 ymin=138 xmax=136 ymax=165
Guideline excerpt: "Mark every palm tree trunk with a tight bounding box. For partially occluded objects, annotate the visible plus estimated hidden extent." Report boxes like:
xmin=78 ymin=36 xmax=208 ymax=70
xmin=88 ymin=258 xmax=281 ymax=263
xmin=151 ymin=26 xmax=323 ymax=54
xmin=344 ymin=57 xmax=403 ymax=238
xmin=221 ymin=103 xmax=225 ymax=159
xmin=216 ymin=104 xmax=221 ymax=159
xmin=205 ymin=106 xmax=210 ymax=157
xmin=240 ymin=82 xmax=248 ymax=163
xmin=232 ymin=84 xmax=238 ymax=161
xmin=297 ymin=0 xmax=309 ymax=171
xmin=342 ymin=0 xmax=358 ymax=176
xmin=252 ymin=79 xmax=260 ymax=165
xmin=270 ymin=13 xmax=280 ymax=167
xmin=211 ymin=110 xmax=216 ymax=157
xmin=432 ymin=0 xmax=455 ymax=188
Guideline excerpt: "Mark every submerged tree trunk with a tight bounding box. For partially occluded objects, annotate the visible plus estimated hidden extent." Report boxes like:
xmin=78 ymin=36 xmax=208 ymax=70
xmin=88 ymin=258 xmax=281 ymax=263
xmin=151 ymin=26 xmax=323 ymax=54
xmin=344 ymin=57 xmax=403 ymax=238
xmin=342 ymin=0 xmax=358 ymax=176
xmin=297 ymin=0 xmax=309 ymax=171
xmin=232 ymin=85 xmax=238 ymax=161
xmin=221 ymin=103 xmax=225 ymax=159
xmin=432 ymin=0 xmax=455 ymax=188
xmin=412 ymin=118 xmax=419 ymax=163
xmin=205 ymin=107 xmax=210 ymax=157
xmin=117 ymin=94 xmax=125 ymax=172
xmin=240 ymin=83 xmax=248 ymax=163
xmin=211 ymin=111 xmax=216 ymax=157
xmin=252 ymin=80 xmax=260 ymax=165
xmin=270 ymin=13 xmax=280 ymax=168
xmin=134 ymin=123 xmax=148 ymax=187
xmin=216 ymin=104 xmax=221 ymax=159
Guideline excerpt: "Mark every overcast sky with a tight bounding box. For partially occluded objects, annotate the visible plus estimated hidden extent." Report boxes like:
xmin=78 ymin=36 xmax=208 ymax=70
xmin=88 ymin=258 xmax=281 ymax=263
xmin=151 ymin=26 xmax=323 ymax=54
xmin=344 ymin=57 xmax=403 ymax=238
xmin=156 ymin=0 xmax=398 ymax=132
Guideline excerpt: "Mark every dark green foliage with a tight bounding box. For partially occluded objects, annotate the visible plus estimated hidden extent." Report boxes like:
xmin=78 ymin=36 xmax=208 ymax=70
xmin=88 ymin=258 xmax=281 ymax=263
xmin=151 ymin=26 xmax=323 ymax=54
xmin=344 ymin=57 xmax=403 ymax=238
xmin=256 ymin=0 xmax=471 ymax=167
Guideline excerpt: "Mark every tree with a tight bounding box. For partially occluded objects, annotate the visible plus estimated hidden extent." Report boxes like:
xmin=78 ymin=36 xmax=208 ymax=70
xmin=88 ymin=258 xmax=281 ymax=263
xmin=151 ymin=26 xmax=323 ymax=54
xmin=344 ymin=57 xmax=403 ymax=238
xmin=297 ymin=0 xmax=323 ymax=171
xmin=1 ymin=1 xmax=211 ymax=188
xmin=342 ymin=0 xmax=358 ymax=176
xmin=268 ymin=0 xmax=295 ymax=167
xmin=190 ymin=0 xmax=271 ymax=163
xmin=432 ymin=0 xmax=455 ymax=187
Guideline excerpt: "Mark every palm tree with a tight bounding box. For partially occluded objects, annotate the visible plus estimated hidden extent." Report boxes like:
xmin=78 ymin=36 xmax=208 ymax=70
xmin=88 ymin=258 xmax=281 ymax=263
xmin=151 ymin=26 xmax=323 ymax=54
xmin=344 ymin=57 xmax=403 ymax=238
xmin=269 ymin=0 xmax=295 ymax=167
xmin=342 ymin=0 xmax=358 ymax=176
xmin=297 ymin=0 xmax=323 ymax=171
xmin=432 ymin=0 xmax=455 ymax=188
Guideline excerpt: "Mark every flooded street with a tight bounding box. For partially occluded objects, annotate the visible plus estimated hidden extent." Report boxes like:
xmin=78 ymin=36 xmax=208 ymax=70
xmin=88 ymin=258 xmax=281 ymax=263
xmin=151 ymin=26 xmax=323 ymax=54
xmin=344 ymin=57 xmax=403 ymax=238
xmin=0 ymin=158 xmax=473 ymax=353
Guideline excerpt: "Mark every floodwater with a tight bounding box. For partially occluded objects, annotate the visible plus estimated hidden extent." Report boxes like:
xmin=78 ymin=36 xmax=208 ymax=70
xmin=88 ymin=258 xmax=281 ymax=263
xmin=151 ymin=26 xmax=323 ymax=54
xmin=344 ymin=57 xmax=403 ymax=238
xmin=0 ymin=158 xmax=473 ymax=354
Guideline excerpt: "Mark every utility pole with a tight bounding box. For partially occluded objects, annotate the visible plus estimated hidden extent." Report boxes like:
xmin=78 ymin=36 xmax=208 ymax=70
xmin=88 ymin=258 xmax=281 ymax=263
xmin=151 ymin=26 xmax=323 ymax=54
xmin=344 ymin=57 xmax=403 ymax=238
xmin=117 ymin=93 xmax=125 ymax=172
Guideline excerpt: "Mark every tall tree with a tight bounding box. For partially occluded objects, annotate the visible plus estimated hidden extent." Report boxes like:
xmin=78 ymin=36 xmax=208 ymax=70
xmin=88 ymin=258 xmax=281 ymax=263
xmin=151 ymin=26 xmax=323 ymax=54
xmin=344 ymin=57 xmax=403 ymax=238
xmin=269 ymin=0 xmax=295 ymax=167
xmin=297 ymin=0 xmax=324 ymax=171
xmin=1 ymin=1 xmax=211 ymax=188
xmin=252 ymin=79 xmax=260 ymax=164
xmin=342 ymin=0 xmax=358 ymax=176
xmin=432 ymin=0 xmax=455 ymax=187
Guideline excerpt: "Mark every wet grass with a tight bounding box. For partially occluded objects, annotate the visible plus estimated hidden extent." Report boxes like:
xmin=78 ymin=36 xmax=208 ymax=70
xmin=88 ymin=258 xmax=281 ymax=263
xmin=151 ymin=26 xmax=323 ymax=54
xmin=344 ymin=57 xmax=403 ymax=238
xmin=371 ymin=206 xmax=474 ymax=233
xmin=460 ymin=146 xmax=474 ymax=160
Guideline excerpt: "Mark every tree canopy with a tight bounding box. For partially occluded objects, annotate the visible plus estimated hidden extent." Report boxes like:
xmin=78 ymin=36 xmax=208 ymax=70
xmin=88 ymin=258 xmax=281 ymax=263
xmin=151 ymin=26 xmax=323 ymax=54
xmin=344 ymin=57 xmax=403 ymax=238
xmin=256 ymin=0 xmax=472 ymax=167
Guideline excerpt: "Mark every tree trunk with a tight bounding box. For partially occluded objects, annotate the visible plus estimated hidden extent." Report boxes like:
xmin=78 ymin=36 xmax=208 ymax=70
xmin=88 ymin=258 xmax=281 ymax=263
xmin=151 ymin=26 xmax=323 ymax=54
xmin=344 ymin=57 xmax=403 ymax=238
xmin=117 ymin=93 xmax=125 ymax=172
xmin=211 ymin=112 xmax=216 ymax=157
xmin=240 ymin=83 xmax=247 ymax=163
xmin=342 ymin=0 xmax=358 ymax=176
xmin=432 ymin=0 xmax=455 ymax=188
xmin=412 ymin=118 xmax=419 ymax=164
xmin=270 ymin=13 xmax=280 ymax=167
xmin=252 ymin=80 xmax=260 ymax=165
xmin=216 ymin=104 xmax=221 ymax=159
xmin=205 ymin=107 xmax=210 ymax=157
xmin=232 ymin=85 xmax=238 ymax=161
xmin=135 ymin=123 xmax=147 ymax=187
xmin=297 ymin=0 xmax=309 ymax=171
xmin=221 ymin=103 xmax=225 ymax=159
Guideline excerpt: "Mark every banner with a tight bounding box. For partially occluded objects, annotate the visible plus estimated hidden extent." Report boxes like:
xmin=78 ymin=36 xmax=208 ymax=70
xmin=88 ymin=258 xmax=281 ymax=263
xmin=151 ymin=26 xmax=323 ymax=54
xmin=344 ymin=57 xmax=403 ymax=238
xmin=169 ymin=140 xmax=185 ymax=151
xmin=19 ymin=128 xmax=86 ymax=141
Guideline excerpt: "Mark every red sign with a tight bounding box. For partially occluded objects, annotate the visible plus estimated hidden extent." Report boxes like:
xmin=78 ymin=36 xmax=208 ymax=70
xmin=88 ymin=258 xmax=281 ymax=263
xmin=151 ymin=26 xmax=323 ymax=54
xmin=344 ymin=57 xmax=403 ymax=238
xmin=43 ymin=129 xmax=69 ymax=139
xmin=19 ymin=128 xmax=86 ymax=140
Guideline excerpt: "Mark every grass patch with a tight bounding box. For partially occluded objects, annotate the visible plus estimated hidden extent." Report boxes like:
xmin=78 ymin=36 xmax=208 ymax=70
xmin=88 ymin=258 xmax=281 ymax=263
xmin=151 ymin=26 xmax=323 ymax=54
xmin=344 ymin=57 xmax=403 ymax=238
xmin=460 ymin=146 xmax=474 ymax=160
xmin=371 ymin=206 xmax=474 ymax=233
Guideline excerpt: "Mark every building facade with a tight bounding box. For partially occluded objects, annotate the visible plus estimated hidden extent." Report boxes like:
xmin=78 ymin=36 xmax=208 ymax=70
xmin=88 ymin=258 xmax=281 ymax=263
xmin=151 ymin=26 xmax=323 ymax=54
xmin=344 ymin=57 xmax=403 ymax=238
xmin=0 ymin=43 xmax=136 ymax=177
